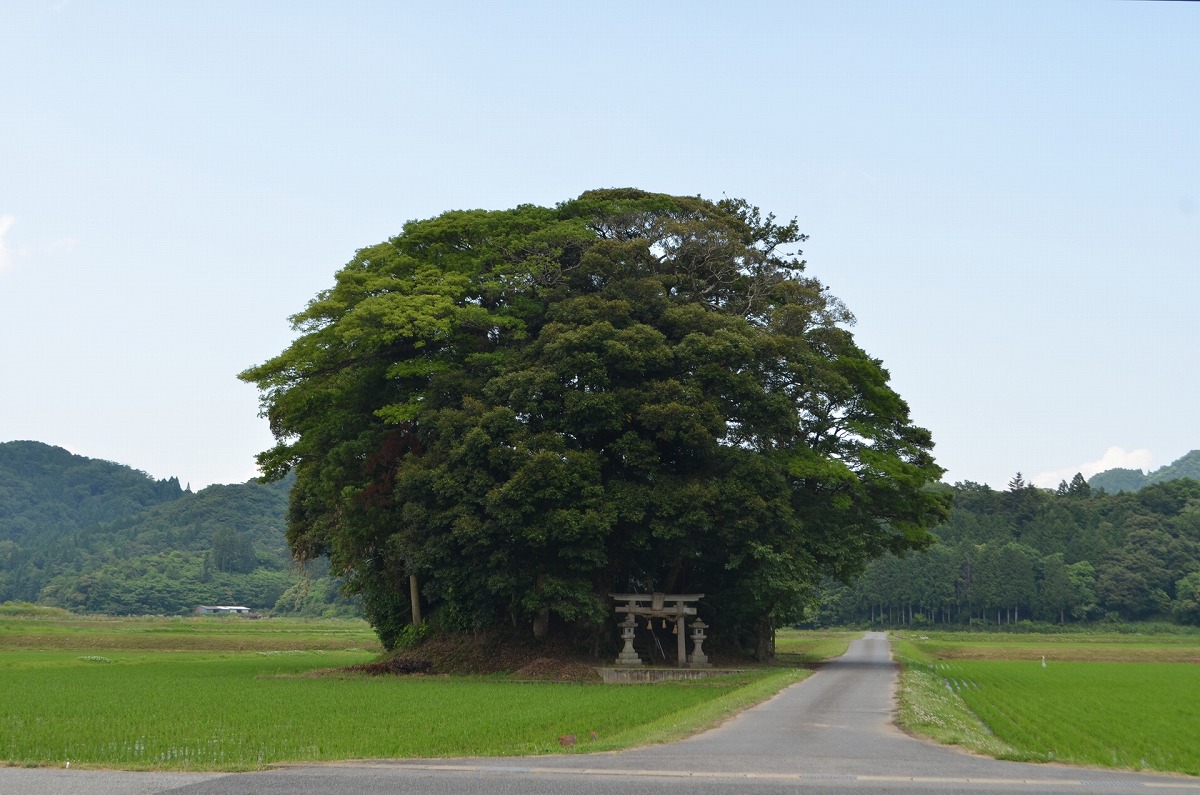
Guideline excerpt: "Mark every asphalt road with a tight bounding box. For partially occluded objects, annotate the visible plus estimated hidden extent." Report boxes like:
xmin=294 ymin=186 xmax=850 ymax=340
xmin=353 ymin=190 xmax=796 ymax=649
xmin=7 ymin=632 xmax=1199 ymax=794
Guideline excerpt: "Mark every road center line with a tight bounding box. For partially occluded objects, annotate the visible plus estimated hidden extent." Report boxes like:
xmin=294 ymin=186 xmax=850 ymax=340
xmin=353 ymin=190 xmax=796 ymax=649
xmin=363 ymin=763 xmax=1200 ymax=790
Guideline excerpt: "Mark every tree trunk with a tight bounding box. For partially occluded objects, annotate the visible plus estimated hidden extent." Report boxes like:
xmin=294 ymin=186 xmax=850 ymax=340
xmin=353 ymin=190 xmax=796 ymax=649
xmin=754 ymin=613 xmax=775 ymax=662
xmin=532 ymin=607 xmax=550 ymax=639
xmin=531 ymin=574 xmax=549 ymax=639
xmin=409 ymin=574 xmax=422 ymax=626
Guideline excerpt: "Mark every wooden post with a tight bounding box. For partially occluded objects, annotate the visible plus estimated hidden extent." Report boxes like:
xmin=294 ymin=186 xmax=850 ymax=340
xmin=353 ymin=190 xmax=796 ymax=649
xmin=676 ymin=614 xmax=686 ymax=666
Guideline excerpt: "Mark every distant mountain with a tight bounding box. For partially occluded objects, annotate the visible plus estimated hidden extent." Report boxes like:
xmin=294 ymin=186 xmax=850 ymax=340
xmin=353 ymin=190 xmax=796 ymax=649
xmin=1147 ymin=450 xmax=1200 ymax=486
xmin=0 ymin=440 xmax=184 ymax=545
xmin=92 ymin=477 xmax=293 ymax=565
xmin=0 ymin=441 xmax=357 ymax=617
xmin=1088 ymin=449 xmax=1200 ymax=494
xmin=1088 ymin=467 xmax=1150 ymax=494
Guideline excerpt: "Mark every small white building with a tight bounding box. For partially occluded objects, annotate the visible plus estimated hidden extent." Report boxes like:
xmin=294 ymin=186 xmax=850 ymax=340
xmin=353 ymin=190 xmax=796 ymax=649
xmin=195 ymin=605 xmax=251 ymax=615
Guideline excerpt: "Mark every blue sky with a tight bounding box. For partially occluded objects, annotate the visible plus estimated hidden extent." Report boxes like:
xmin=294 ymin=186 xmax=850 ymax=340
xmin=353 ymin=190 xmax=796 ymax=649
xmin=2 ymin=1 xmax=1196 ymax=490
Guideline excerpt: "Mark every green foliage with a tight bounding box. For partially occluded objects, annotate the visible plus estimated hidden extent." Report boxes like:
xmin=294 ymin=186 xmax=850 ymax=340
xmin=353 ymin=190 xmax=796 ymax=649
xmin=0 ymin=441 xmax=185 ymax=603
xmin=1172 ymin=571 xmax=1200 ymax=626
xmin=0 ymin=441 xmax=185 ymax=539
xmin=0 ymin=441 xmax=361 ymax=616
xmin=271 ymin=573 xmax=363 ymax=619
xmin=820 ymin=473 xmax=1200 ymax=627
xmin=391 ymin=620 xmax=431 ymax=649
xmin=211 ymin=527 xmax=257 ymax=573
xmin=241 ymin=189 xmax=949 ymax=656
xmin=0 ymin=600 xmax=71 ymax=618
xmin=1067 ymin=472 xmax=1091 ymax=498
xmin=31 ymin=477 xmax=301 ymax=614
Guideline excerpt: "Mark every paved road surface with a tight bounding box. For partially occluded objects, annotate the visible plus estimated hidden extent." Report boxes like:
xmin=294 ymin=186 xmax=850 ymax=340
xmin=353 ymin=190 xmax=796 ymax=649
xmin=7 ymin=632 xmax=1198 ymax=794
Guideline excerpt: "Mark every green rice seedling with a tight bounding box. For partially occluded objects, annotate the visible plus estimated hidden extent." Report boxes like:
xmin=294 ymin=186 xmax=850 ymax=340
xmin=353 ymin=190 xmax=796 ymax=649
xmin=0 ymin=649 xmax=799 ymax=770
xmin=892 ymin=656 xmax=1019 ymax=759
xmin=0 ymin=614 xmax=383 ymax=653
xmin=893 ymin=630 xmax=1200 ymax=664
xmin=774 ymin=630 xmax=854 ymax=664
xmin=945 ymin=660 xmax=1200 ymax=775
xmin=896 ymin=634 xmax=1200 ymax=776
xmin=0 ymin=613 xmax=823 ymax=770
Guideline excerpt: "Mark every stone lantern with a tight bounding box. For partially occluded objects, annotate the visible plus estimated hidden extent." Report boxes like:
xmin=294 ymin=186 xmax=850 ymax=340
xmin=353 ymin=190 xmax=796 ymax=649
xmin=615 ymin=614 xmax=642 ymax=666
xmin=688 ymin=619 xmax=711 ymax=668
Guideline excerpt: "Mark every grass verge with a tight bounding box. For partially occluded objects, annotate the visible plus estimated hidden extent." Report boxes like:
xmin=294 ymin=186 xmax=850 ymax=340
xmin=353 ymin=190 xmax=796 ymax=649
xmin=891 ymin=637 xmax=1022 ymax=760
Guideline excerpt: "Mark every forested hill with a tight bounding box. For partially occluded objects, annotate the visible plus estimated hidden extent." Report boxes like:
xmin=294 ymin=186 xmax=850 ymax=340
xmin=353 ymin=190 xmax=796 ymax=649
xmin=1089 ymin=450 xmax=1200 ymax=494
xmin=0 ymin=441 xmax=356 ymax=617
xmin=0 ymin=440 xmax=185 ymax=543
xmin=818 ymin=474 xmax=1200 ymax=627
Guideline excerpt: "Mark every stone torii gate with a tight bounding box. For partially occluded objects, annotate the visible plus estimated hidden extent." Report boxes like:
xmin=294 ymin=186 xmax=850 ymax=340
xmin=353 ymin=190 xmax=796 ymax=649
xmin=610 ymin=592 xmax=709 ymax=668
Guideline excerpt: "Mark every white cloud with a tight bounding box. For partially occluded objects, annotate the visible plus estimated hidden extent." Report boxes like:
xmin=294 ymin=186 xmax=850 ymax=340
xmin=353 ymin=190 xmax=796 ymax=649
xmin=47 ymin=235 xmax=77 ymax=252
xmin=1032 ymin=446 xmax=1154 ymax=489
xmin=0 ymin=215 xmax=13 ymax=271
xmin=0 ymin=219 xmax=77 ymax=272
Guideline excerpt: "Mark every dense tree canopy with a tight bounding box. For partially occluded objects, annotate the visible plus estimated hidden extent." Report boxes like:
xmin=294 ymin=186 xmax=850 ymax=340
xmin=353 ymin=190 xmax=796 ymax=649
xmin=818 ymin=475 xmax=1200 ymax=627
xmin=241 ymin=189 xmax=949 ymax=656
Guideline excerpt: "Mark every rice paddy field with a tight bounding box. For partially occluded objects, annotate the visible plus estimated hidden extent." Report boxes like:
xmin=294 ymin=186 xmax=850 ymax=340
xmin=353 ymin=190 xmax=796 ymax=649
xmin=0 ymin=610 xmax=815 ymax=771
xmin=774 ymin=628 xmax=855 ymax=664
xmin=894 ymin=630 xmax=1200 ymax=776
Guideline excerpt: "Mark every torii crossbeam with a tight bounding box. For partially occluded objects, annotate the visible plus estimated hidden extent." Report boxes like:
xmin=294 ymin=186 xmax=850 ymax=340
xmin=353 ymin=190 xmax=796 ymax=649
xmin=609 ymin=592 xmax=706 ymax=667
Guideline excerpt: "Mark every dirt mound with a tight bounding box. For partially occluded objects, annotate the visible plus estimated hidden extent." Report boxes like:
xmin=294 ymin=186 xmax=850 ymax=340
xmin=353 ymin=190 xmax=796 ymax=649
xmin=346 ymin=656 xmax=433 ymax=675
xmin=352 ymin=631 xmax=604 ymax=679
xmin=512 ymin=656 xmax=602 ymax=682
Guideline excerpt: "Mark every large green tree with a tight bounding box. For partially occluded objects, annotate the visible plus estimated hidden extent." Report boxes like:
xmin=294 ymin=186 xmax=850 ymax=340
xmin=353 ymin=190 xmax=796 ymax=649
xmin=241 ymin=189 xmax=949 ymax=656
